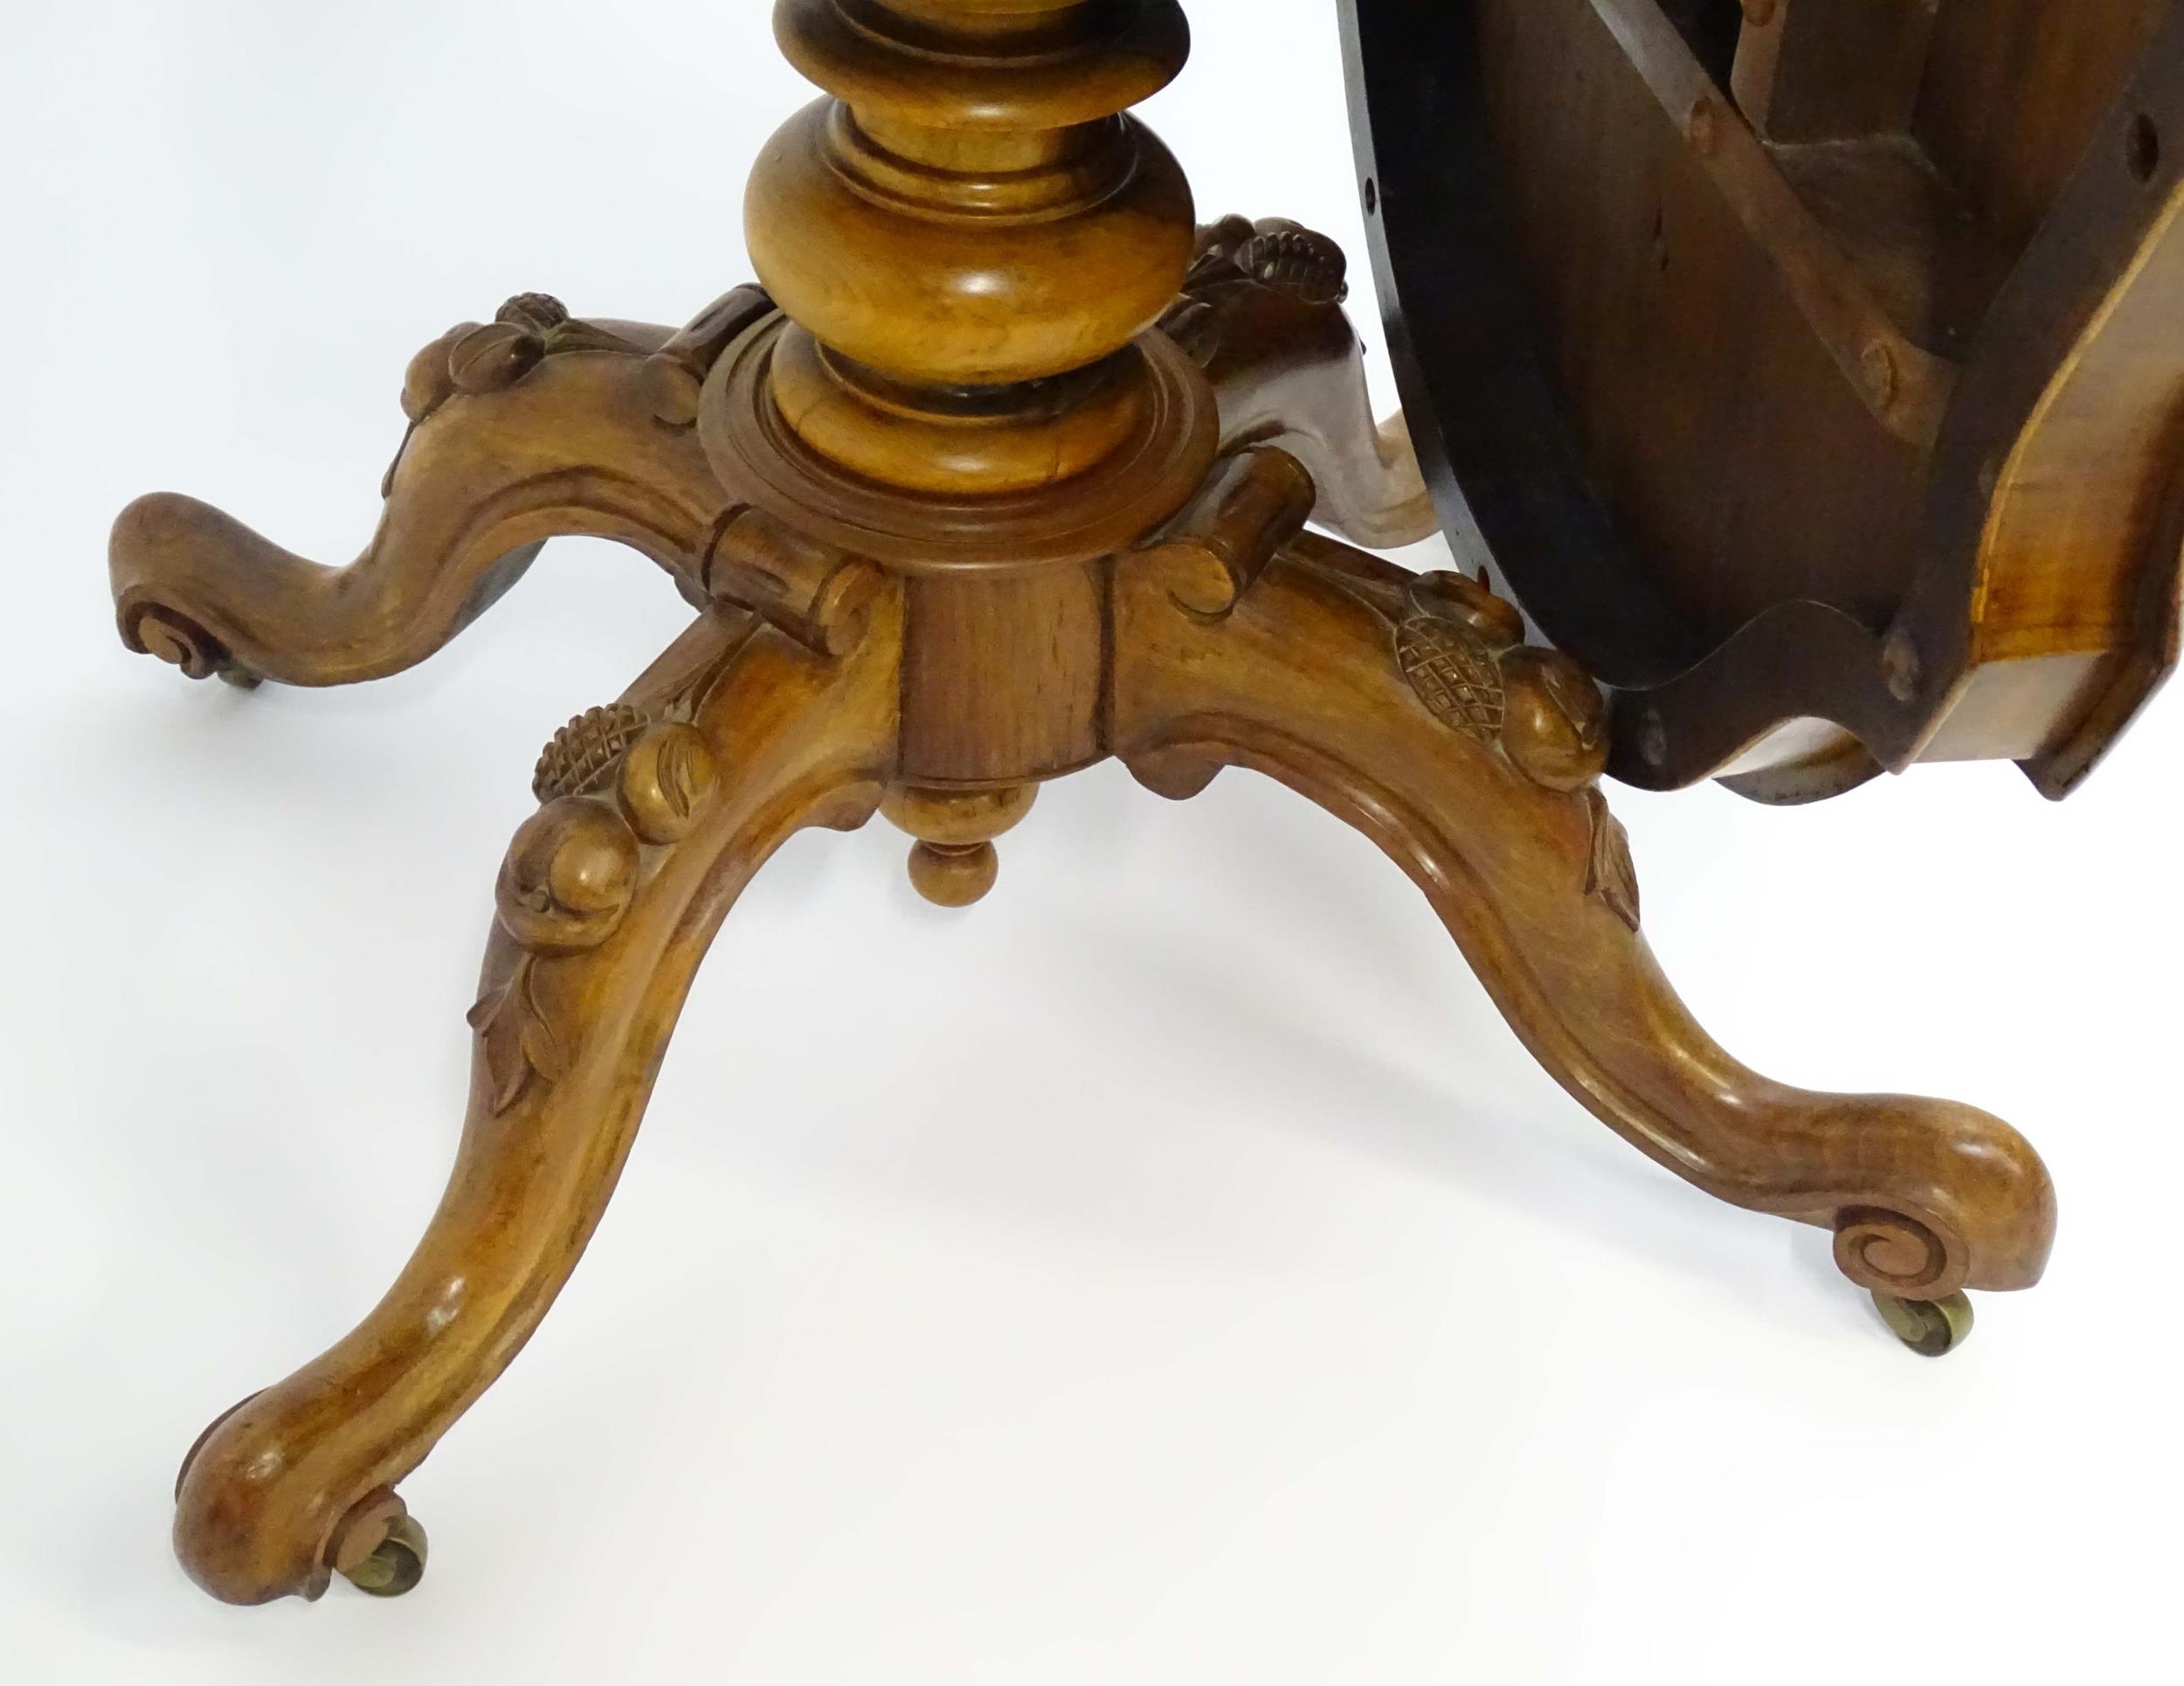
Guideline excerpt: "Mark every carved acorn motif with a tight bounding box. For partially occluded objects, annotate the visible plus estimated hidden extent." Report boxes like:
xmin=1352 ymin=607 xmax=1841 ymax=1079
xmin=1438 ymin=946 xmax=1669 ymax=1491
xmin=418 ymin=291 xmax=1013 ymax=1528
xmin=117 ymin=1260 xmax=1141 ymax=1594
xmin=472 ymin=789 xmax=645 ymax=1116
xmin=494 ymin=798 xmax=641 ymax=957
xmin=402 ymin=326 xmax=473 ymax=424
xmin=1500 ymin=646 xmax=1610 ymax=793
xmin=618 ymin=724 xmax=718 ymax=846
xmin=449 ymin=321 xmax=548 ymax=396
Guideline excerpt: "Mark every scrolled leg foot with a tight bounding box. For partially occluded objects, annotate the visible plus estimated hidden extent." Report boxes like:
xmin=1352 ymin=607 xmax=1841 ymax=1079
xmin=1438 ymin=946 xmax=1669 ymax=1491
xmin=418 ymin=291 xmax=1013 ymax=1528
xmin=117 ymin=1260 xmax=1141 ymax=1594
xmin=1113 ymin=522 xmax=2056 ymax=1329
xmin=171 ymin=592 xmax=901 ymax=1604
xmin=113 ymin=289 xmax=765 ymax=690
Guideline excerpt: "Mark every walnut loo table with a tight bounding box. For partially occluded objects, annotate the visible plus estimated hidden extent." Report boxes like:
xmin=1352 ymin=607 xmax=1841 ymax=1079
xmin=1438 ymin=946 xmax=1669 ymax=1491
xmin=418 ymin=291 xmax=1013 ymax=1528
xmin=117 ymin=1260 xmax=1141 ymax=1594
xmin=113 ymin=0 xmax=2181 ymax=1604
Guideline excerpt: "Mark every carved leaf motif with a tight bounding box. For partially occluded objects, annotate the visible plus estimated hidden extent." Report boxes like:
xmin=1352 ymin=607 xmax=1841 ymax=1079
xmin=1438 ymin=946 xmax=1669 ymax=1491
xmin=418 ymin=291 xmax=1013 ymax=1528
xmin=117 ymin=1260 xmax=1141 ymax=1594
xmin=1585 ymin=789 xmax=1642 ymax=932
xmin=1396 ymin=614 xmax=1506 ymax=743
xmin=467 ymin=954 xmax=563 ymax=1115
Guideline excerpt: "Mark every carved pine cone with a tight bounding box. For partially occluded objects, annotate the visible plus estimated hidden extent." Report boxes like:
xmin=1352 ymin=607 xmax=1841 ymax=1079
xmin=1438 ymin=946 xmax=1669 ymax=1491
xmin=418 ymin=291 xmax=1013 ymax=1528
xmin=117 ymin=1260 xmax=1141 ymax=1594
xmin=1235 ymin=223 xmax=1350 ymax=307
xmin=497 ymin=293 xmax=570 ymax=334
xmin=1395 ymin=614 xmax=1505 ymax=743
xmin=535 ymin=705 xmax=654 ymax=802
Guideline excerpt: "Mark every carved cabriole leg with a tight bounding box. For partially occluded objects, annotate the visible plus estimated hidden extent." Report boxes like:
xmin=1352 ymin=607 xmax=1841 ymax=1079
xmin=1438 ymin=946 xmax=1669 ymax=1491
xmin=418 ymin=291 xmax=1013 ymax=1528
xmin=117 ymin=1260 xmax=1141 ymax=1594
xmin=171 ymin=584 xmax=901 ymax=1605
xmin=111 ymin=289 xmax=770 ymax=687
xmin=1113 ymin=518 xmax=2056 ymax=1316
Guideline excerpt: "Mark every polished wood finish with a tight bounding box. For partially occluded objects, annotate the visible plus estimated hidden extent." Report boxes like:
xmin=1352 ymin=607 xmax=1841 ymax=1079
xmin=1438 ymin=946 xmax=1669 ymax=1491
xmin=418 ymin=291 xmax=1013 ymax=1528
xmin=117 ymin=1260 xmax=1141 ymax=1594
xmin=113 ymin=0 xmax=2088 ymax=1607
xmin=1344 ymin=0 xmax=2184 ymax=801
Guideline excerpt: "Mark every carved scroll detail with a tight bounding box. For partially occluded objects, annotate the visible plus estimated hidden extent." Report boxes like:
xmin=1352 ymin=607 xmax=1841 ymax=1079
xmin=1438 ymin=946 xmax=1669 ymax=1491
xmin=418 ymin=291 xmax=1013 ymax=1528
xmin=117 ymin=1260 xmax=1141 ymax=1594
xmin=1834 ymin=1208 xmax=1955 ymax=1297
xmin=641 ymin=286 xmax=774 ymax=428
xmin=125 ymin=605 xmax=260 ymax=688
xmin=1135 ymin=446 xmax=1317 ymax=617
xmin=702 ymin=508 xmax=884 ymax=656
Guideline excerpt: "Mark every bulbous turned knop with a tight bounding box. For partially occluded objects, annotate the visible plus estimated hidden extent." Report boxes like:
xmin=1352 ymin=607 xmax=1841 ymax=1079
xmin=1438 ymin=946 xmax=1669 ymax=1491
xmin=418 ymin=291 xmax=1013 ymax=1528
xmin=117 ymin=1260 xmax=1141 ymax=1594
xmin=745 ymin=101 xmax=1197 ymax=388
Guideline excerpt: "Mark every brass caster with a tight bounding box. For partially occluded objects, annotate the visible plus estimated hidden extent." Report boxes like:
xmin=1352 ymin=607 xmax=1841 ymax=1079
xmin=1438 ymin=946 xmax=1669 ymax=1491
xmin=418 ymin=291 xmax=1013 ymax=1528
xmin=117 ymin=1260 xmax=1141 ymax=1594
xmin=1872 ymin=1289 xmax=1975 ymax=1358
xmin=344 ymin=1514 xmax=428 ymax=1598
xmin=331 ymin=1489 xmax=430 ymax=1599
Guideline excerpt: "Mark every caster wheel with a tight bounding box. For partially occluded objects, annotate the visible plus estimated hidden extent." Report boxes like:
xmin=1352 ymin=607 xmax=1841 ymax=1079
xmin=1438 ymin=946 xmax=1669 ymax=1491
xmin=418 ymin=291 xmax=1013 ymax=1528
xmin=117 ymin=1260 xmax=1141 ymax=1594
xmin=1873 ymin=1289 xmax=1975 ymax=1358
xmin=332 ymin=1489 xmax=429 ymax=1598
xmin=343 ymin=1514 xmax=428 ymax=1598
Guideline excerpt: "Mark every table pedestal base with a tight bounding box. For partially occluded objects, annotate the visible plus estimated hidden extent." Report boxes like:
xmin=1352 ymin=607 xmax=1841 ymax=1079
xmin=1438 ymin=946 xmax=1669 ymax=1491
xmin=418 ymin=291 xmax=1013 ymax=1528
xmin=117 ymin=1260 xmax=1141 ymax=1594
xmin=113 ymin=0 xmax=2054 ymax=1610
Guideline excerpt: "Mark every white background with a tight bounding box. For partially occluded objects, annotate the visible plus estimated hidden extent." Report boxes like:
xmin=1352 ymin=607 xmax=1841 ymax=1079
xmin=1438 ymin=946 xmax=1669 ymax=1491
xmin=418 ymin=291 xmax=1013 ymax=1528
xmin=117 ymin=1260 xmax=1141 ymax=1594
xmin=3 ymin=3 xmax=2180 ymax=1682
